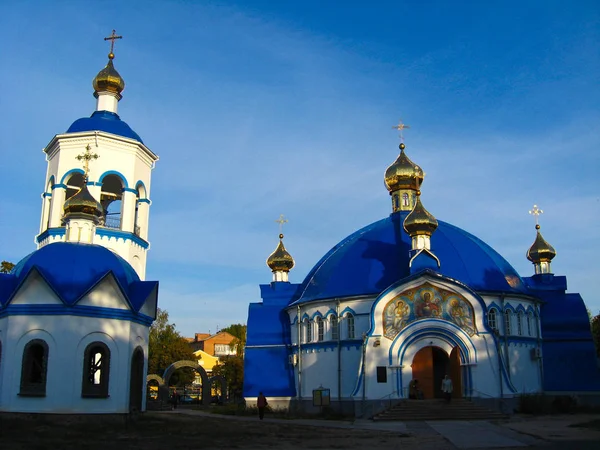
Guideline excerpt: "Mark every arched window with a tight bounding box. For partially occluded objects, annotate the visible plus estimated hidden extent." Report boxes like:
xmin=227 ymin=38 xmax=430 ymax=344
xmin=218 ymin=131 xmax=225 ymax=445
xmin=65 ymin=172 xmax=85 ymax=201
xmin=517 ymin=311 xmax=524 ymax=336
xmin=527 ymin=312 xmax=533 ymax=336
xmin=402 ymin=193 xmax=409 ymax=207
xmin=306 ymin=319 xmax=313 ymax=343
xmin=488 ymin=308 xmax=497 ymax=331
xmin=346 ymin=313 xmax=355 ymax=339
xmin=330 ymin=315 xmax=339 ymax=341
xmin=504 ymin=310 xmax=512 ymax=335
xmin=316 ymin=317 xmax=324 ymax=342
xmin=82 ymin=342 xmax=110 ymax=398
xmin=393 ymin=194 xmax=400 ymax=210
xmin=20 ymin=339 xmax=49 ymax=396
xmin=100 ymin=174 xmax=124 ymax=229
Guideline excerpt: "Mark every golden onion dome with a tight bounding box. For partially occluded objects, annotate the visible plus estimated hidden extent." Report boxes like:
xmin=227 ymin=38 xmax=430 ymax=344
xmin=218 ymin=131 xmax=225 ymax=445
xmin=403 ymin=192 xmax=438 ymax=236
xmin=267 ymin=234 xmax=295 ymax=272
xmin=63 ymin=184 xmax=104 ymax=219
xmin=93 ymin=54 xmax=125 ymax=96
xmin=384 ymin=143 xmax=424 ymax=193
xmin=527 ymin=225 xmax=556 ymax=263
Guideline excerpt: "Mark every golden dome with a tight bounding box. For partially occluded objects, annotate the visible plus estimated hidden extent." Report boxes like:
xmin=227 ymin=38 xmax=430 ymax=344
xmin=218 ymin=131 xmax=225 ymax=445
xmin=63 ymin=185 xmax=104 ymax=219
xmin=384 ymin=143 xmax=424 ymax=193
xmin=93 ymin=55 xmax=125 ymax=96
xmin=403 ymin=192 xmax=438 ymax=236
xmin=527 ymin=225 xmax=556 ymax=263
xmin=267 ymin=234 xmax=295 ymax=272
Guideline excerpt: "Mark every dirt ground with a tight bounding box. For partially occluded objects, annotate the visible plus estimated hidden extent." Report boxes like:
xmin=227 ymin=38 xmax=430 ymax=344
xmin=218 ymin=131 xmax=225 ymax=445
xmin=0 ymin=413 xmax=436 ymax=450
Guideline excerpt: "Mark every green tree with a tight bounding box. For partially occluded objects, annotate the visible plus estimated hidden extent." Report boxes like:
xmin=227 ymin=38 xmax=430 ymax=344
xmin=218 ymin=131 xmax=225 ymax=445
xmin=148 ymin=308 xmax=196 ymax=386
xmin=211 ymin=354 xmax=244 ymax=399
xmin=591 ymin=313 xmax=600 ymax=357
xmin=221 ymin=323 xmax=247 ymax=356
xmin=0 ymin=261 xmax=15 ymax=274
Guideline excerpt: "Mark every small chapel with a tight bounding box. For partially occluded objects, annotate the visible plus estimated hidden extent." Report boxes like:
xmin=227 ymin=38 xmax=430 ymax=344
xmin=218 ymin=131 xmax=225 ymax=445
xmin=0 ymin=32 xmax=159 ymax=414
xmin=244 ymin=126 xmax=600 ymax=414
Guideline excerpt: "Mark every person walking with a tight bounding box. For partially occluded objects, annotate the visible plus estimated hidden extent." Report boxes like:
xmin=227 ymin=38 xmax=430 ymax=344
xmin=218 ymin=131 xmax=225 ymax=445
xmin=257 ymin=392 xmax=268 ymax=420
xmin=441 ymin=375 xmax=453 ymax=402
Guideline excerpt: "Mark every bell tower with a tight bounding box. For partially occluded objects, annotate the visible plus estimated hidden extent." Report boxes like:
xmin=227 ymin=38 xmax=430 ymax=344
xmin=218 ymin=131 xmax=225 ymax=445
xmin=36 ymin=31 xmax=159 ymax=280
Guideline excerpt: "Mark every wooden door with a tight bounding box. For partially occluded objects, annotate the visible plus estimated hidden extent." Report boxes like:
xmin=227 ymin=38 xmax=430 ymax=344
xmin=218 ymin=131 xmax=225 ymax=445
xmin=411 ymin=347 xmax=434 ymax=398
xmin=448 ymin=346 xmax=462 ymax=398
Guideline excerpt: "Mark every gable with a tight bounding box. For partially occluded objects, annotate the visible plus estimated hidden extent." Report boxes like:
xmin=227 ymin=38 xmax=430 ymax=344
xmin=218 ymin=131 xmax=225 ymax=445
xmin=138 ymin=284 xmax=158 ymax=318
xmin=379 ymin=281 xmax=477 ymax=341
xmin=10 ymin=270 xmax=62 ymax=305
xmin=77 ymin=275 xmax=130 ymax=310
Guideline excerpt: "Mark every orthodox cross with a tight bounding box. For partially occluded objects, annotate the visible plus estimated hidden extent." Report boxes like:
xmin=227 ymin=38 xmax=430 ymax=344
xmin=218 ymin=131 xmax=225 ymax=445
xmin=392 ymin=120 xmax=410 ymax=142
xmin=275 ymin=214 xmax=288 ymax=235
xmin=529 ymin=204 xmax=543 ymax=226
xmin=76 ymin=145 xmax=99 ymax=181
xmin=104 ymin=29 xmax=123 ymax=57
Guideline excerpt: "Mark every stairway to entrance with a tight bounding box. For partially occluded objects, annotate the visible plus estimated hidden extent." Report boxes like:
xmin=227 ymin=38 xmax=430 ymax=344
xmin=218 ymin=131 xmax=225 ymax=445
xmin=373 ymin=399 xmax=507 ymax=421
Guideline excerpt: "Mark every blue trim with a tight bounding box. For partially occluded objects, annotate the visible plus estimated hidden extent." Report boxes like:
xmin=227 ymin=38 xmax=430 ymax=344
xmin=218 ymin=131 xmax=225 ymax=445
xmin=504 ymin=303 xmax=517 ymax=312
xmin=310 ymin=311 xmax=324 ymax=320
xmin=507 ymin=336 xmax=537 ymax=344
xmin=515 ymin=304 xmax=527 ymax=313
xmin=487 ymin=301 xmax=502 ymax=312
xmin=135 ymin=180 xmax=147 ymax=195
xmin=526 ymin=305 xmax=535 ymax=314
xmin=291 ymin=315 xmax=298 ymax=324
xmin=324 ymin=308 xmax=337 ymax=318
xmin=0 ymin=304 xmax=153 ymax=326
xmin=98 ymin=170 xmax=129 ymax=188
xmin=300 ymin=313 xmax=310 ymax=321
xmin=339 ymin=306 xmax=356 ymax=317
xmin=42 ymin=192 xmax=52 ymax=198
xmin=36 ymin=228 xmax=66 ymax=243
xmin=122 ymin=187 xmax=137 ymax=194
xmin=137 ymin=198 xmax=151 ymax=204
xmin=47 ymin=175 xmax=55 ymax=189
xmin=52 ymin=183 xmax=67 ymax=190
xmin=86 ymin=181 xmax=102 ymax=186
xmin=60 ymin=169 xmax=85 ymax=184
xmin=95 ymin=229 xmax=149 ymax=249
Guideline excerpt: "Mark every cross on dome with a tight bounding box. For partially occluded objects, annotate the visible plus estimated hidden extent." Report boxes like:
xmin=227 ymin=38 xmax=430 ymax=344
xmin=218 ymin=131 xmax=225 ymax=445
xmin=75 ymin=144 xmax=99 ymax=181
xmin=392 ymin=120 xmax=410 ymax=143
xmin=275 ymin=214 xmax=288 ymax=235
xmin=104 ymin=29 xmax=123 ymax=60
xmin=529 ymin=204 xmax=543 ymax=227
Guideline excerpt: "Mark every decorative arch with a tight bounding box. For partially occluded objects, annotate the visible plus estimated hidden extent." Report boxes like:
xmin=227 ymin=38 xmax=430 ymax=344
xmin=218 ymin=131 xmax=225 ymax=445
xmin=60 ymin=168 xmax=85 ymax=185
xmin=135 ymin=181 xmax=147 ymax=199
xmin=310 ymin=311 xmax=324 ymax=320
xmin=324 ymin=308 xmax=337 ymax=318
xmin=208 ymin=375 xmax=227 ymax=402
xmin=98 ymin=170 xmax=129 ymax=188
xmin=162 ymin=360 xmax=210 ymax=405
xmin=339 ymin=306 xmax=357 ymax=317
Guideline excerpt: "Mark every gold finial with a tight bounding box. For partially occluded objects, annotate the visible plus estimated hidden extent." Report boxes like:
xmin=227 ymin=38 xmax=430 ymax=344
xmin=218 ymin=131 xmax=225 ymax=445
xmin=275 ymin=214 xmax=288 ymax=235
xmin=104 ymin=29 xmax=123 ymax=60
xmin=76 ymin=144 xmax=99 ymax=181
xmin=392 ymin=120 xmax=410 ymax=143
xmin=529 ymin=204 xmax=543 ymax=229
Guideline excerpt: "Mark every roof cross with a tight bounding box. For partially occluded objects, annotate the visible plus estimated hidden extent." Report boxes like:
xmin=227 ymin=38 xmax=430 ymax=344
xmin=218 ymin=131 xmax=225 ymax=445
xmin=392 ymin=120 xmax=410 ymax=142
xmin=529 ymin=204 xmax=543 ymax=226
xmin=104 ymin=29 xmax=123 ymax=59
xmin=76 ymin=144 xmax=99 ymax=181
xmin=275 ymin=214 xmax=288 ymax=235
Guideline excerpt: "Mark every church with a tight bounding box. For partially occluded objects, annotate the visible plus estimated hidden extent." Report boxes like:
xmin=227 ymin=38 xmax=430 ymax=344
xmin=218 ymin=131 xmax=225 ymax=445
xmin=0 ymin=32 xmax=158 ymax=414
xmin=244 ymin=129 xmax=600 ymax=414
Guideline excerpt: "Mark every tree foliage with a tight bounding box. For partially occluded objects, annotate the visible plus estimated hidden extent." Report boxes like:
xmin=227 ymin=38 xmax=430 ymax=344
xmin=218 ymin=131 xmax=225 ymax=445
xmin=148 ymin=308 xmax=196 ymax=386
xmin=0 ymin=261 xmax=15 ymax=274
xmin=591 ymin=312 xmax=600 ymax=357
xmin=221 ymin=323 xmax=246 ymax=357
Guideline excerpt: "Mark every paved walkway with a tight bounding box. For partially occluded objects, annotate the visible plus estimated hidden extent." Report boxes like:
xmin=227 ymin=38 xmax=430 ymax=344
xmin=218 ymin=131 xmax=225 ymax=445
xmin=169 ymin=409 xmax=600 ymax=449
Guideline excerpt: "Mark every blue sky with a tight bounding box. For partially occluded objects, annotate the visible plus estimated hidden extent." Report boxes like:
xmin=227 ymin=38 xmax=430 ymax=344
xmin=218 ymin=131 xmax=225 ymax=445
xmin=1 ymin=1 xmax=598 ymax=336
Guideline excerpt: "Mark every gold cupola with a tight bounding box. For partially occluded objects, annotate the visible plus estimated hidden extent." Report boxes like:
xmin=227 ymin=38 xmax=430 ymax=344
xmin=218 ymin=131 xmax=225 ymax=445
xmin=93 ymin=54 xmax=125 ymax=98
xmin=63 ymin=184 xmax=104 ymax=222
xmin=267 ymin=234 xmax=295 ymax=282
xmin=527 ymin=224 xmax=556 ymax=274
xmin=403 ymin=191 xmax=438 ymax=238
xmin=384 ymin=143 xmax=424 ymax=212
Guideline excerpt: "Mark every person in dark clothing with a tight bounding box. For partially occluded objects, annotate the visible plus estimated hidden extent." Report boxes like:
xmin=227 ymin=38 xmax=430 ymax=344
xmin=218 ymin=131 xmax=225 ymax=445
xmin=257 ymin=392 xmax=268 ymax=420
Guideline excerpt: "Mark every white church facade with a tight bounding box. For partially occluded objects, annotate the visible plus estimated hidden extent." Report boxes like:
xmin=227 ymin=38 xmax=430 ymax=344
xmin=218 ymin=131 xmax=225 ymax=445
xmin=0 ymin=32 xmax=159 ymax=414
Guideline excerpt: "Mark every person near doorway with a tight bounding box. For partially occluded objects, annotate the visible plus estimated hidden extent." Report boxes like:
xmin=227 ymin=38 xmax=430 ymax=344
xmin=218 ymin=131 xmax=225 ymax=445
xmin=257 ymin=392 xmax=268 ymax=420
xmin=441 ymin=375 xmax=453 ymax=402
xmin=409 ymin=379 xmax=424 ymax=399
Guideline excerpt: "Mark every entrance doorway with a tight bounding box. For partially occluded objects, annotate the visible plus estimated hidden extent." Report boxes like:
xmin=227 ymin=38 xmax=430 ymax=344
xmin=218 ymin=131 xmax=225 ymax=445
xmin=411 ymin=346 xmax=462 ymax=399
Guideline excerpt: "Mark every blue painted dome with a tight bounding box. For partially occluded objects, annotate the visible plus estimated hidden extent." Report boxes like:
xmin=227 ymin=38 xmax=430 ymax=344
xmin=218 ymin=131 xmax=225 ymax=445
xmin=294 ymin=212 xmax=527 ymax=304
xmin=12 ymin=242 xmax=140 ymax=304
xmin=67 ymin=110 xmax=143 ymax=143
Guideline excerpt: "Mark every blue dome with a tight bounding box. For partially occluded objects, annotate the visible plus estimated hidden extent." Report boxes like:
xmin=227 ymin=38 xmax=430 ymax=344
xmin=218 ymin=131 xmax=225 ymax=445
xmin=67 ymin=110 xmax=143 ymax=143
xmin=295 ymin=212 xmax=527 ymax=304
xmin=12 ymin=242 xmax=140 ymax=304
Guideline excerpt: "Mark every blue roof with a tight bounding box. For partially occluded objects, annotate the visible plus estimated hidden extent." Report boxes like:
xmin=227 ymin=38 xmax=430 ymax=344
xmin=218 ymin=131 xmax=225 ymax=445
xmin=1 ymin=242 xmax=156 ymax=310
xmin=67 ymin=110 xmax=143 ymax=143
xmin=294 ymin=212 xmax=527 ymax=304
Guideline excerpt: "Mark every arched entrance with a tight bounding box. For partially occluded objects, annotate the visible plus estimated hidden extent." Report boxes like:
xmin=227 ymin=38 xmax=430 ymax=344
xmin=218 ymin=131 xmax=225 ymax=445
xmin=411 ymin=346 xmax=462 ymax=398
xmin=129 ymin=347 xmax=145 ymax=412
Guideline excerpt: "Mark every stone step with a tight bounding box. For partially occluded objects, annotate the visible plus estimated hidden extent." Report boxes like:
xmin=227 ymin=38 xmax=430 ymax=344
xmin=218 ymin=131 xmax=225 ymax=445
xmin=373 ymin=399 xmax=507 ymax=421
